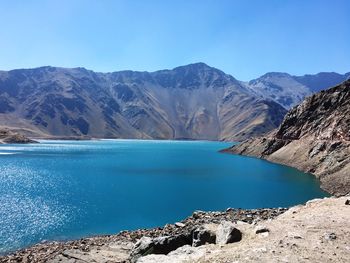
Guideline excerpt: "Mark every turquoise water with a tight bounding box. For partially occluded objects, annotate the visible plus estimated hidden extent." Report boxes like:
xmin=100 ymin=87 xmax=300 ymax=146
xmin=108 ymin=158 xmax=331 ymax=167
xmin=0 ymin=140 xmax=327 ymax=253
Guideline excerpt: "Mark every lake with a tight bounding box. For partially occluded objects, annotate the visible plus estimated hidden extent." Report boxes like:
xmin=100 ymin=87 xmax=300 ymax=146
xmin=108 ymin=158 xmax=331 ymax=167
xmin=0 ymin=140 xmax=328 ymax=253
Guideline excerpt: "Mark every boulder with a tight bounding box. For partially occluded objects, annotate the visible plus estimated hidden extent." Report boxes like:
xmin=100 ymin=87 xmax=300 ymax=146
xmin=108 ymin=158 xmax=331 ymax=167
xmin=130 ymin=237 xmax=153 ymax=262
xmin=130 ymin=234 xmax=191 ymax=262
xmin=216 ymin=221 xmax=242 ymax=244
xmin=192 ymin=224 xmax=217 ymax=247
xmin=137 ymin=245 xmax=205 ymax=263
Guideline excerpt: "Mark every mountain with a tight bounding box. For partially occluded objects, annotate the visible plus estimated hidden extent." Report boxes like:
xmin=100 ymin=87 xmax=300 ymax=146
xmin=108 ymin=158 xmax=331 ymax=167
xmin=247 ymin=72 xmax=349 ymax=109
xmin=295 ymin=72 xmax=350 ymax=92
xmin=224 ymin=79 xmax=350 ymax=195
xmin=0 ymin=63 xmax=287 ymax=141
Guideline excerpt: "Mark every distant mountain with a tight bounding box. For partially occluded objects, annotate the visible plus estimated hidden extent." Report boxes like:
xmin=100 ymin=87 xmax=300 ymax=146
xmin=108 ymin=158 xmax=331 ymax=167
xmin=247 ymin=72 xmax=349 ymax=109
xmin=1 ymin=63 xmax=347 ymax=141
xmin=0 ymin=63 xmax=287 ymax=141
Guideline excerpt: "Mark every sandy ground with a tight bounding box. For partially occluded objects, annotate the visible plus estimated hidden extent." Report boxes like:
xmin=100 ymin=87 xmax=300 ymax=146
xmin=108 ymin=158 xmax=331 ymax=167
xmin=139 ymin=196 xmax=350 ymax=263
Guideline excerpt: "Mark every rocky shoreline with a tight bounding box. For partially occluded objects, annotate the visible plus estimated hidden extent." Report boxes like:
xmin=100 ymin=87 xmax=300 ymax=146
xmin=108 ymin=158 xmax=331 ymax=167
xmin=2 ymin=197 xmax=350 ymax=262
xmin=1 ymin=207 xmax=287 ymax=262
xmin=221 ymin=138 xmax=350 ymax=196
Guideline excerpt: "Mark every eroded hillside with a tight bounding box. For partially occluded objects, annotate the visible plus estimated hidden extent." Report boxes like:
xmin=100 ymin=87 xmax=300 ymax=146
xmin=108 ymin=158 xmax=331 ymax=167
xmin=225 ymin=80 xmax=350 ymax=195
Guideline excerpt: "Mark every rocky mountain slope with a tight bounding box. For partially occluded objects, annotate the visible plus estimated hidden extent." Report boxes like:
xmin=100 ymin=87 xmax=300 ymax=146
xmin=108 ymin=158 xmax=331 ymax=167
xmin=0 ymin=63 xmax=287 ymax=141
xmin=0 ymin=63 xmax=347 ymax=141
xmin=246 ymin=71 xmax=349 ymax=109
xmin=224 ymin=80 xmax=350 ymax=196
xmin=2 ymin=196 xmax=349 ymax=262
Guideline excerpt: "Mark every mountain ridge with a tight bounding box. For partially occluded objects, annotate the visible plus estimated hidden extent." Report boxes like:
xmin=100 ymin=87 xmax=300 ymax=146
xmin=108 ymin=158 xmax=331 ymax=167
xmin=0 ymin=63 xmax=348 ymax=141
xmin=246 ymin=71 xmax=349 ymax=109
xmin=0 ymin=63 xmax=286 ymax=141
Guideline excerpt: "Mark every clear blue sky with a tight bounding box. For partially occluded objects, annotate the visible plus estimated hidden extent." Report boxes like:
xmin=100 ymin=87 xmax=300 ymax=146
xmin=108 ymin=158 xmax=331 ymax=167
xmin=1 ymin=0 xmax=349 ymax=80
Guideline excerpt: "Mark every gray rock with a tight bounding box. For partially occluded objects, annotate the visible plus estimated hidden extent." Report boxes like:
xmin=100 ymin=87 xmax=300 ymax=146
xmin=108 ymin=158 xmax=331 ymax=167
xmin=154 ymin=234 xmax=192 ymax=253
xmin=130 ymin=234 xmax=191 ymax=262
xmin=255 ymin=225 xmax=270 ymax=234
xmin=324 ymin=232 xmax=337 ymax=241
xmin=175 ymin=222 xmax=185 ymax=228
xmin=216 ymin=221 xmax=242 ymax=244
xmin=130 ymin=237 xmax=154 ymax=262
xmin=192 ymin=225 xmax=216 ymax=247
xmin=168 ymin=245 xmax=198 ymax=256
xmin=192 ymin=210 xmax=204 ymax=219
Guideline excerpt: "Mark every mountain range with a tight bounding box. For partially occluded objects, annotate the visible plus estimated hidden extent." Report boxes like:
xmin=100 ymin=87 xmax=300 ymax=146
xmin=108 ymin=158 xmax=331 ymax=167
xmin=0 ymin=63 xmax=348 ymax=141
xmin=246 ymin=71 xmax=350 ymax=109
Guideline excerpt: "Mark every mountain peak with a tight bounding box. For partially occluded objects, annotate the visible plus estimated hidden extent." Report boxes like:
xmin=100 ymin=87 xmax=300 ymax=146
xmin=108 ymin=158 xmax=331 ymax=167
xmin=172 ymin=62 xmax=216 ymax=72
xmin=259 ymin=72 xmax=292 ymax=79
xmin=151 ymin=62 xmax=239 ymax=90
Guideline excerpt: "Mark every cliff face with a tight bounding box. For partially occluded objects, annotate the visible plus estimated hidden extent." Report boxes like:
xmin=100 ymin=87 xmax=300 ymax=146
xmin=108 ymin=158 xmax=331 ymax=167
xmin=224 ymin=80 xmax=350 ymax=196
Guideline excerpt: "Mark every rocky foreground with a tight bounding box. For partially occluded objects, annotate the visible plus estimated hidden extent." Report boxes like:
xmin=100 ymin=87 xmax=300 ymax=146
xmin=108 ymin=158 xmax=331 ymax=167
xmin=1 ymin=207 xmax=286 ymax=262
xmin=224 ymin=80 xmax=350 ymax=196
xmin=1 ymin=197 xmax=350 ymax=262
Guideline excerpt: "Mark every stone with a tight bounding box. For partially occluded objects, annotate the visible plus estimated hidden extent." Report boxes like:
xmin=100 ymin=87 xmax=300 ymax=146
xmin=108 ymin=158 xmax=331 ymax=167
xmin=168 ymin=245 xmax=197 ymax=256
xmin=324 ymin=233 xmax=337 ymax=241
xmin=175 ymin=222 xmax=185 ymax=228
xmin=236 ymin=220 xmax=249 ymax=226
xmin=192 ymin=225 xmax=217 ymax=247
xmin=130 ymin=234 xmax=191 ymax=263
xmin=216 ymin=221 xmax=242 ymax=244
xmin=192 ymin=211 xmax=204 ymax=219
xmin=155 ymin=234 xmax=192 ymax=253
xmin=255 ymin=225 xmax=270 ymax=234
xmin=345 ymin=199 xmax=350 ymax=205
xmin=130 ymin=237 xmax=153 ymax=262
xmin=137 ymin=245 xmax=206 ymax=263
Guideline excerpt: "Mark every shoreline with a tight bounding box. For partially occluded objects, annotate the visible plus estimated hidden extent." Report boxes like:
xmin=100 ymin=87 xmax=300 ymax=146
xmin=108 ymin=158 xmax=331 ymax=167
xmin=1 ymin=207 xmax=287 ymax=261
xmin=220 ymin=147 xmax=333 ymax=196
xmin=2 ymin=196 xmax=349 ymax=262
xmin=27 ymin=136 xmax=238 ymax=143
xmin=220 ymin=138 xmax=350 ymax=197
